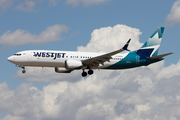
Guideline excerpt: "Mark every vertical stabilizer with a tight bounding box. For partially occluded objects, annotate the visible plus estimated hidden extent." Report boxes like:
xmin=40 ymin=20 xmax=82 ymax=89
xmin=140 ymin=27 xmax=164 ymax=57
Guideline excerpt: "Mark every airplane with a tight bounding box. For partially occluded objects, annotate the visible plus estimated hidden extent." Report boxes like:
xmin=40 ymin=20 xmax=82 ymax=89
xmin=7 ymin=27 xmax=173 ymax=77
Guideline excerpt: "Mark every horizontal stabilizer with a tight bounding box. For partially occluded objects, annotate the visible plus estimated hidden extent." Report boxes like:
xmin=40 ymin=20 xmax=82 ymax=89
xmin=147 ymin=52 xmax=173 ymax=60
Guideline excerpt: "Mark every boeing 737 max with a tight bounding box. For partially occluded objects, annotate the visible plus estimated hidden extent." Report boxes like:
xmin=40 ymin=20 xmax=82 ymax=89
xmin=7 ymin=27 xmax=173 ymax=77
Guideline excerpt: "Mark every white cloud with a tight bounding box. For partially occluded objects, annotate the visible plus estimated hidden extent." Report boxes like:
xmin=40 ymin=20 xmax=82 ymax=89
xmin=0 ymin=0 xmax=108 ymax=13
xmin=2 ymin=60 xmax=180 ymax=120
xmin=77 ymin=24 xmax=143 ymax=52
xmin=165 ymin=0 xmax=180 ymax=26
xmin=66 ymin=0 xmax=108 ymax=6
xmin=49 ymin=0 xmax=60 ymax=6
xmin=0 ymin=0 xmax=42 ymax=13
xmin=0 ymin=0 xmax=13 ymax=13
xmin=15 ymin=67 xmax=82 ymax=82
xmin=157 ymin=59 xmax=180 ymax=79
xmin=1 ymin=114 xmax=25 ymax=120
xmin=16 ymin=0 xmax=37 ymax=12
xmin=0 ymin=24 xmax=69 ymax=46
xmin=135 ymin=103 xmax=150 ymax=113
xmin=3 ymin=24 xmax=179 ymax=120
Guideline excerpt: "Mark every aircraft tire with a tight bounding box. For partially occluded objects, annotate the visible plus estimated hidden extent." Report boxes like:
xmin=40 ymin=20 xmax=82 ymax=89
xmin=82 ymin=72 xmax=87 ymax=77
xmin=22 ymin=70 xmax=26 ymax=74
xmin=88 ymin=70 xmax=93 ymax=75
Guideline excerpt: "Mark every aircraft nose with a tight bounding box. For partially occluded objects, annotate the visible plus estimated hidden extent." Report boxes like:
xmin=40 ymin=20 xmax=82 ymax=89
xmin=7 ymin=56 xmax=15 ymax=62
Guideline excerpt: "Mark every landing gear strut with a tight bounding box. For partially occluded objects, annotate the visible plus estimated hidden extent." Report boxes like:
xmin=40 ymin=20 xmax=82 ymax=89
xmin=16 ymin=65 xmax=26 ymax=74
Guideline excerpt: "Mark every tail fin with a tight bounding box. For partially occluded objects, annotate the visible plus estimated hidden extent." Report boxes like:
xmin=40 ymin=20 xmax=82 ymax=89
xmin=141 ymin=27 xmax=164 ymax=57
xmin=136 ymin=27 xmax=165 ymax=59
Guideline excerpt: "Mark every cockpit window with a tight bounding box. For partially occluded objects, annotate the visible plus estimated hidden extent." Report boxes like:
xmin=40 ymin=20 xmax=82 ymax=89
xmin=14 ymin=54 xmax=21 ymax=56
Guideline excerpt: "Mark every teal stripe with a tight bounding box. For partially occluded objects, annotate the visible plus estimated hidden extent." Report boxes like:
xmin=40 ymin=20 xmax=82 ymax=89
xmin=103 ymin=51 xmax=163 ymax=69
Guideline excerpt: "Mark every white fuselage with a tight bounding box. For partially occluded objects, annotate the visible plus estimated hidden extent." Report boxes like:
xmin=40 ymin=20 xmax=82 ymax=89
xmin=7 ymin=50 xmax=129 ymax=69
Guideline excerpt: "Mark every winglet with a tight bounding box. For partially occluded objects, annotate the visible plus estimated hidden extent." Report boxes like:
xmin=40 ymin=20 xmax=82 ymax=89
xmin=122 ymin=39 xmax=131 ymax=51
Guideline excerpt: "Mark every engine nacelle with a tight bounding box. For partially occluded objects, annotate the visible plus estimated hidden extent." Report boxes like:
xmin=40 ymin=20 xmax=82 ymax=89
xmin=65 ymin=59 xmax=82 ymax=69
xmin=55 ymin=67 xmax=71 ymax=73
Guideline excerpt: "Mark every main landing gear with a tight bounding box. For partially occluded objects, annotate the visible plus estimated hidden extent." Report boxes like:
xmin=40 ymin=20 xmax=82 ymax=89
xmin=82 ymin=69 xmax=94 ymax=77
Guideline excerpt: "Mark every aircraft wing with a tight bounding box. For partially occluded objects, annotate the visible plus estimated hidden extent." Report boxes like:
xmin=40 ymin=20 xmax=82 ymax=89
xmin=81 ymin=39 xmax=131 ymax=69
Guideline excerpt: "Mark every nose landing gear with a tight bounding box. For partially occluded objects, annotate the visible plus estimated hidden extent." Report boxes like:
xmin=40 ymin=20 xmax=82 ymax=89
xmin=16 ymin=65 xmax=26 ymax=74
xmin=22 ymin=67 xmax=26 ymax=74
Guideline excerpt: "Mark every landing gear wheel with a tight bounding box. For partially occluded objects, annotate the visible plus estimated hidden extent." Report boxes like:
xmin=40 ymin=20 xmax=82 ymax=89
xmin=22 ymin=69 xmax=26 ymax=74
xmin=88 ymin=70 xmax=93 ymax=75
xmin=82 ymin=72 xmax=87 ymax=77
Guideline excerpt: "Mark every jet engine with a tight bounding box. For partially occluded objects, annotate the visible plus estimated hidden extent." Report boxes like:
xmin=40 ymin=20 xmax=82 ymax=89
xmin=65 ymin=59 xmax=82 ymax=69
xmin=55 ymin=67 xmax=72 ymax=73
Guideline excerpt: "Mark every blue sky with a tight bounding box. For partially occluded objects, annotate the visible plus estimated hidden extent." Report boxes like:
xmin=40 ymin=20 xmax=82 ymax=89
xmin=1 ymin=0 xmax=180 ymax=120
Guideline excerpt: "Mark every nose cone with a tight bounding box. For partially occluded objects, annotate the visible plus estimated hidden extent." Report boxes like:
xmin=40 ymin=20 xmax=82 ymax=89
xmin=7 ymin=56 xmax=15 ymax=63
